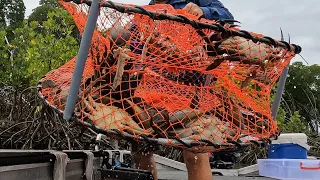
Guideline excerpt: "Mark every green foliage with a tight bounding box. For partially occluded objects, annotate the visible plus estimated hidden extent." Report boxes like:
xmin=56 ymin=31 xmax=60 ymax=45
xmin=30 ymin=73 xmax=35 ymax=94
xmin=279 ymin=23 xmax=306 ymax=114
xmin=282 ymin=62 xmax=320 ymax=132
xmin=40 ymin=0 xmax=60 ymax=7
xmin=269 ymin=61 xmax=320 ymax=135
xmin=0 ymin=7 xmax=79 ymax=90
xmin=0 ymin=23 xmax=33 ymax=89
xmin=0 ymin=0 xmax=25 ymax=27
xmin=28 ymin=3 xmax=80 ymax=42
xmin=30 ymin=11 xmax=78 ymax=83
xmin=28 ymin=0 xmax=62 ymax=24
xmin=26 ymin=8 xmax=79 ymax=85
xmin=0 ymin=0 xmax=26 ymax=40
xmin=28 ymin=4 xmax=55 ymax=24
xmin=0 ymin=30 xmax=11 ymax=83
xmin=276 ymin=108 xmax=310 ymax=134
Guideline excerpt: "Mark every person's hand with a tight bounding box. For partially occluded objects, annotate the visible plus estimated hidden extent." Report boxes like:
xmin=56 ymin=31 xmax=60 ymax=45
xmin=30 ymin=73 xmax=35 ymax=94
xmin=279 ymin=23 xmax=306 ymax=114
xmin=183 ymin=2 xmax=204 ymax=17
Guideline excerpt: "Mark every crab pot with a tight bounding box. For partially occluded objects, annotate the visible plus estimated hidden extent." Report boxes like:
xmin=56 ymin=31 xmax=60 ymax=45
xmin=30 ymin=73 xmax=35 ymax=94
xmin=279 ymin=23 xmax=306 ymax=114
xmin=268 ymin=133 xmax=310 ymax=159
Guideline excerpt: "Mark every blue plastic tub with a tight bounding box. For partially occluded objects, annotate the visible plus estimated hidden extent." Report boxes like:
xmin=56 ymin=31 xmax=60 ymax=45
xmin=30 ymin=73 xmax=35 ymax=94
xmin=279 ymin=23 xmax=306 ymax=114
xmin=268 ymin=143 xmax=308 ymax=159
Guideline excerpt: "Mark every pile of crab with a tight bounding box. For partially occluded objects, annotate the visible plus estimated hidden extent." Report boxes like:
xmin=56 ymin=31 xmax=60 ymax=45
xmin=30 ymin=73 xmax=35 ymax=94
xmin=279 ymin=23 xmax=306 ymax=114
xmin=38 ymin=18 xmax=286 ymax=151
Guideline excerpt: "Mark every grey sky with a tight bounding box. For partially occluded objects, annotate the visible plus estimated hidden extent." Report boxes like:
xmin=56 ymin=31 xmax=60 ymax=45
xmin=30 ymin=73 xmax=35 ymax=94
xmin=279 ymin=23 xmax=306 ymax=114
xmin=24 ymin=0 xmax=319 ymax=65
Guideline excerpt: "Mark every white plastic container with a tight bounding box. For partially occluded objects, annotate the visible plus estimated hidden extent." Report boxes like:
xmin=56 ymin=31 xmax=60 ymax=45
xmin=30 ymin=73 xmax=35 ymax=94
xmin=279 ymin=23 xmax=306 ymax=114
xmin=258 ymin=159 xmax=320 ymax=180
xmin=272 ymin=133 xmax=310 ymax=150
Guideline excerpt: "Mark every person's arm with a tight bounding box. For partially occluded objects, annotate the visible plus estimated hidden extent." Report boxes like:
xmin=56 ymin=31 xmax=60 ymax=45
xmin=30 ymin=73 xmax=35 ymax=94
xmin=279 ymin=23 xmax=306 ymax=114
xmin=183 ymin=149 xmax=213 ymax=180
xmin=131 ymin=143 xmax=158 ymax=180
xmin=128 ymin=23 xmax=144 ymax=54
xmin=184 ymin=0 xmax=234 ymax=21
xmin=199 ymin=3 xmax=234 ymax=20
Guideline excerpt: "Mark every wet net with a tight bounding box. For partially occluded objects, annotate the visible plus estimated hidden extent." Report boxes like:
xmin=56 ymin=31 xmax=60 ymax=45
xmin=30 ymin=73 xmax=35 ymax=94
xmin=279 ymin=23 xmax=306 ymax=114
xmin=37 ymin=0 xmax=302 ymax=152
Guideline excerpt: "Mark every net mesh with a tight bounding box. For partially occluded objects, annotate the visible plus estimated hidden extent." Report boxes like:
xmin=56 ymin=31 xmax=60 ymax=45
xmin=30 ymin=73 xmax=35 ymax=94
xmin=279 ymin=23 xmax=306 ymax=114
xmin=37 ymin=0 xmax=301 ymax=152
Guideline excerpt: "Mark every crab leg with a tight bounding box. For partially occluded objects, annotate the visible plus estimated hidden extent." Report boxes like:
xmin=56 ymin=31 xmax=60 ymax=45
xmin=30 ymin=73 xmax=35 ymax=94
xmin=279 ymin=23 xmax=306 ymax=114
xmin=169 ymin=109 xmax=204 ymax=125
xmin=125 ymin=98 xmax=151 ymax=129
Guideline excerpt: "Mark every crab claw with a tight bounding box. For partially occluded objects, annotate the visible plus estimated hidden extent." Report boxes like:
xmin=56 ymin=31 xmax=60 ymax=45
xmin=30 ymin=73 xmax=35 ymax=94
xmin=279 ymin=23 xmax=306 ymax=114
xmin=82 ymin=95 xmax=153 ymax=136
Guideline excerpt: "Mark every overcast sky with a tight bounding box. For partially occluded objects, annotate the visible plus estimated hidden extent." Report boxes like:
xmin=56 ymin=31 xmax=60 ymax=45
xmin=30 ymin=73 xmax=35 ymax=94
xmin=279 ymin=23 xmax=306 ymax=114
xmin=24 ymin=0 xmax=319 ymax=65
